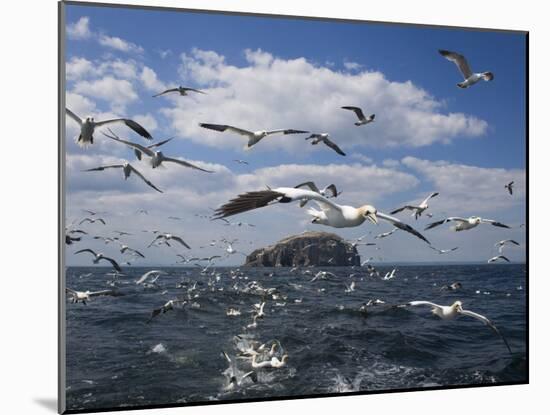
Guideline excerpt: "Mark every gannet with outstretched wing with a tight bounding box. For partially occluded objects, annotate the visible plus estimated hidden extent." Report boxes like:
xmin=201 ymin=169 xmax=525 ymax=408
xmin=341 ymin=106 xmax=375 ymax=126
xmin=83 ymin=161 xmax=163 ymax=193
xmin=66 ymin=287 xmax=118 ymax=305
xmin=294 ymin=181 xmax=340 ymax=208
xmin=199 ymin=123 xmax=309 ymax=148
xmin=148 ymin=233 xmax=191 ymax=249
xmin=305 ymin=133 xmax=346 ymax=156
xmin=153 ymin=86 xmax=206 ymax=97
xmin=213 ymin=187 xmax=430 ymax=244
xmin=74 ymin=249 xmax=122 ymax=271
xmin=104 ymin=130 xmax=213 ymax=172
xmin=425 ymin=216 xmax=510 ymax=232
xmin=495 ymin=239 xmax=520 ymax=254
xmin=391 ymin=192 xmax=439 ymax=220
xmin=429 ymin=246 xmax=459 ymax=254
xmin=133 ymin=137 xmax=174 ymax=161
xmin=488 ymin=255 xmax=510 ymax=263
xmin=400 ymin=300 xmax=511 ymax=354
xmin=438 ymin=49 xmax=494 ymax=88
xmin=65 ymin=108 xmax=152 ymax=147
xmin=147 ymin=299 xmax=187 ymax=322
xmin=505 ymin=181 xmax=514 ymax=195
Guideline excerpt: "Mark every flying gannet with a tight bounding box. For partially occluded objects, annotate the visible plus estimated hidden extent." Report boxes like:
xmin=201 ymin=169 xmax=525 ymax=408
xmin=66 ymin=287 xmax=118 ymax=305
xmin=341 ymin=106 xmax=375 ymax=126
xmin=83 ymin=161 xmax=163 ymax=193
xmin=429 ymin=246 xmax=459 ymax=254
xmin=104 ymin=130 xmax=213 ymax=172
xmin=438 ymin=49 xmax=494 ymax=88
xmin=294 ymin=181 xmax=341 ymax=208
xmin=147 ymin=299 xmax=187 ymax=323
xmin=148 ymin=233 xmax=191 ymax=249
xmin=400 ymin=300 xmax=511 ymax=354
xmin=425 ymin=216 xmax=510 ymax=232
xmin=74 ymin=249 xmax=122 ymax=271
xmin=79 ymin=217 xmax=106 ymax=225
xmin=305 ymin=133 xmax=346 ymax=156
xmin=65 ymin=108 xmax=152 ymax=147
xmin=132 ymin=137 xmax=174 ymax=161
xmin=505 ymin=181 xmax=514 ymax=195
xmin=153 ymin=86 xmax=206 ymax=97
xmin=390 ymin=192 xmax=439 ymax=220
xmin=199 ymin=123 xmax=309 ymax=149
xmin=488 ymin=255 xmax=510 ymax=263
xmin=495 ymin=239 xmax=520 ymax=254
xmin=213 ymin=187 xmax=430 ymax=244
xmin=222 ymin=351 xmax=257 ymax=391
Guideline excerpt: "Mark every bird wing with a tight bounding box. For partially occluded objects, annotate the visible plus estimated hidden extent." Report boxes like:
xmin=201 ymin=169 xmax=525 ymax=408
xmin=390 ymin=205 xmax=416 ymax=215
xmin=294 ymin=181 xmax=320 ymax=193
xmin=94 ymin=118 xmax=153 ymax=139
xmin=161 ymin=156 xmax=213 ymax=173
xmin=322 ymin=136 xmax=346 ymax=156
xmin=266 ymin=129 xmax=309 ymax=136
xmin=65 ymin=108 xmax=83 ymax=126
xmin=407 ymin=300 xmax=442 ymax=308
xmin=104 ymin=132 xmax=155 ymax=156
xmin=481 ymin=219 xmax=511 ymax=228
xmin=128 ymin=248 xmax=145 ymax=258
xmin=82 ymin=164 xmax=124 ymax=172
xmin=199 ymin=123 xmax=253 ymax=136
xmin=127 ymin=164 xmax=163 ymax=193
xmin=421 ymin=192 xmax=439 ymax=206
xmin=171 ymin=236 xmax=191 ymax=250
xmin=458 ymin=309 xmax=512 ymax=354
xmin=341 ymin=106 xmax=366 ymax=121
xmin=438 ymin=50 xmax=473 ymax=79
xmin=182 ymin=87 xmax=206 ymax=94
xmin=65 ymin=287 xmax=78 ymax=295
xmin=74 ymin=248 xmax=97 ymax=256
xmin=323 ymin=184 xmax=338 ymax=198
xmin=146 ymin=137 xmax=174 ymax=149
xmin=498 ymin=255 xmax=511 ymax=262
xmin=508 ymin=240 xmax=520 ymax=246
xmin=213 ymin=190 xmax=287 ymax=219
xmin=88 ymin=290 xmax=116 ymax=297
xmin=152 ymin=88 xmax=179 ymax=97
xmin=305 ymin=134 xmax=322 ymax=141
xmin=425 ymin=217 xmax=467 ymax=230
xmin=100 ymin=256 xmax=122 ymax=272
xmin=376 ymin=212 xmax=430 ymax=244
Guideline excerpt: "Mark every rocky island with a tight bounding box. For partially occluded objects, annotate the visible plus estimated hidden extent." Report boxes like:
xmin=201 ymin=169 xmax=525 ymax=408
xmin=244 ymin=231 xmax=360 ymax=267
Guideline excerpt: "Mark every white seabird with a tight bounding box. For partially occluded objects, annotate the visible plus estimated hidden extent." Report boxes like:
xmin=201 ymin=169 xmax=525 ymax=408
xmin=133 ymin=137 xmax=174 ymax=161
xmin=135 ymin=270 xmax=167 ymax=285
xmin=495 ymin=239 xmax=520 ymax=254
xmin=390 ymin=192 xmax=439 ymax=220
xmin=83 ymin=161 xmax=163 ymax=193
xmin=74 ymin=249 xmax=121 ymax=271
xmin=294 ymin=181 xmax=341 ymax=207
xmin=305 ymin=133 xmax=346 ymax=156
xmin=488 ymin=255 xmax=511 ymax=263
xmin=374 ymin=227 xmax=398 ymax=239
xmin=401 ymin=300 xmax=511 ymax=354
xmin=65 ymin=108 xmax=152 ymax=147
xmin=222 ymin=351 xmax=257 ymax=391
xmin=251 ymin=354 xmax=288 ymax=369
xmin=438 ymin=49 xmax=494 ymax=88
xmin=148 ymin=233 xmax=191 ymax=249
xmin=341 ymin=106 xmax=375 ymax=126
xmin=425 ymin=216 xmax=510 ymax=232
xmin=147 ymin=299 xmax=187 ymax=322
xmin=66 ymin=287 xmax=117 ymax=305
xmin=199 ymin=123 xmax=309 ymax=149
xmin=153 ymin=86 xmax=206 ymax=98
xmin=429 ymin=246 xmax=459 ymax=254
xmin=118 ymin=243 xmax=145 ymax=258
xmin=104 ymin=130 xmax=213 ymax=172
xmin=79 ymin=217 xmax=106 ymax=225
xmin=213 ymin=187 xmax=430 ymax=244
xmin=505 ymin=181 xmax=514 ymax=195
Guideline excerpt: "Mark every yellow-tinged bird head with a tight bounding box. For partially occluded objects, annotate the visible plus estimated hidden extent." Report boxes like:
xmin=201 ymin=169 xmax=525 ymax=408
xmin=359 ymin=205 xmax=378 ymax=224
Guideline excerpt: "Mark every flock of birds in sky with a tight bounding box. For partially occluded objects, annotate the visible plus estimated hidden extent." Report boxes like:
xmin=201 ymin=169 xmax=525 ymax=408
xmin=65 ymin=45 xmax=523 ymax=384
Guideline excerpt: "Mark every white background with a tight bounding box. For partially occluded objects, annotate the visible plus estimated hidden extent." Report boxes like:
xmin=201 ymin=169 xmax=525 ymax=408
xmin=0 ymin=0 xmax=545 ymax=414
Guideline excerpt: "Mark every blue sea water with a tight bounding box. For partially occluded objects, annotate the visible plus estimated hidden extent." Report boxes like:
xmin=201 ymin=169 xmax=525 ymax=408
xmin=64 ymin=264 xmax=527 ymax=412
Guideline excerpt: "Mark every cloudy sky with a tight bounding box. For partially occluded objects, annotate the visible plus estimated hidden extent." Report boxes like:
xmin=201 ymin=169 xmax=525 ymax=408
xmin=64 ymin=4 xmax=526 ymax=267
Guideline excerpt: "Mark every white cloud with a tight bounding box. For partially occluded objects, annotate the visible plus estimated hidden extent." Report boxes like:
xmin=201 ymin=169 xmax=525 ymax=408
xmin=343 ymin=60 xmax=363 ymax=71
xmin=98 ymin=34 xmax=144 ymax=54
xmin=66 ymin=17 xmax=91 ymax=40
xmin=133 ymin=113 xmax=158 ymax=132
xmin=161 ymin=48 xmax=488 ymax=154
xmin=401 ymin=156 xmax=526 ymax=215
xmin=66 ymin=57 xmax=97 ymax=80
xmin=140 ymin=66 xmax=166 ymax=92
xmin=73 ymin=76 xmax=138 ymax=111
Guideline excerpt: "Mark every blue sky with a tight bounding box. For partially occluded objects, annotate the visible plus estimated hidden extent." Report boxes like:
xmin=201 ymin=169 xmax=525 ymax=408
xmin=64 ymin=3 xmax=527 ymax=266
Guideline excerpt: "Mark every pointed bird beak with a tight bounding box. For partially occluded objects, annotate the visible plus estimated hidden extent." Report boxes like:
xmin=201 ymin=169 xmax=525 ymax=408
xmin=367 ymin=212 xmax=378 ymax=224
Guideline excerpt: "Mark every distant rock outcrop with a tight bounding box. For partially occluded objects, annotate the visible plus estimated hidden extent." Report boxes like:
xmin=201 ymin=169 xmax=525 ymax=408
xmin=244 ymin=231 xmax=360 ymax=267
